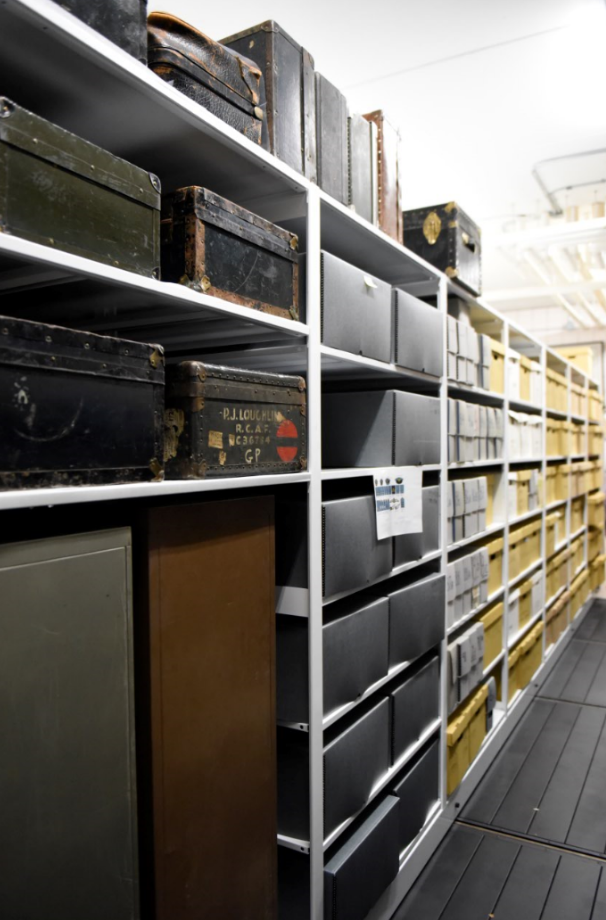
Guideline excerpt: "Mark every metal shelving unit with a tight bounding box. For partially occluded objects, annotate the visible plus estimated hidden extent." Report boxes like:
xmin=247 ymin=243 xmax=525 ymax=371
xmin=1 ymin=4 xmax=604 ymax=920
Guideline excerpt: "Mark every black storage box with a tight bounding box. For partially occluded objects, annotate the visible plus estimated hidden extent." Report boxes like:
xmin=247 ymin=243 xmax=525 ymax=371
xmin=0 ymin=315 xmax=165 ymax=490
xmin=161 ymin=186 xmax=300 ymax=320
xmin=403 ymin=201 xmax=482 ymax=296
xmin=321 ymin=250 xmax=392 ymax=362
xmin=59 ymin=0 xmax=147 ymax=62
xmin=222 ymin=20 xmax=317 ymax=179
xmin=322 ymin=390 xmax=440 ymax=468
xmin=394 ymin=290 xmax=444 ymax=376
xmin=277 ymin=697 xmax=391 ymax=840
xmin=324 ymin=697 xmax=391 ymax=836
xmin=276 ymin=596 xmax=389 ymax=723
xmin=0 ymin=97 xmax=160 ymax=276
xmin=390 ymin=655 xmax=440 ymax=764
xmin=324 ymin=796 xmax=400 ymax=920
xmin=315 ymin=73 xmax=349 ymax=205
xmin=390 ymin=738 xmax=440 ymax=853
xmin=323 ymin=495 xmax=393 ymax=599
xmin=164 ymin=361 xmax=307 ymax=478
xmin=386 ymin=573 xmax=445 ymax=668
xmin=148 ymin=13 xmax=264 ymax=144
xmin=348 ymin=113 xmax=377 ymax=224
xmin=394 ymin=485 xmax=441 ymax=566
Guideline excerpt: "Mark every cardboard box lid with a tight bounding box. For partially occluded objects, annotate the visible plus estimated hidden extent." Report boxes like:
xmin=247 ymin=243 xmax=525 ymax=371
xmin=518 ymin=578 xmax=533 ymax=598
xmin=487 ymin=537 xmax=504 ymax=554
xmin=447 ymin=710 xmax=471 ymax=746
xmin=480 ymin=602 xmax=504 ymax=629
xmin=519 ymin=355 xmax=533 ymax=370
xmin=508 ymin=645 xmax=521 ymax=667
xmin=490 ymin=338 xmax=506 ymax=357
xmin=588 ymin=491 xmax=605 ymax=504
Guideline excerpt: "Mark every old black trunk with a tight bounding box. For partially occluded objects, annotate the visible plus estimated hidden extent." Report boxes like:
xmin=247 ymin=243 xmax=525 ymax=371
xmin=59 ymin=0 xmax=148 ymax=62
xmin=0 ymin=315 xmax=165 ymax=489
xmin=403 ymin=201 xmax=482 ymax=295
xmin=161 ymin=186 xmax=299 ymax=320
xmin=164 ymin=361 xmax=307 ymax=477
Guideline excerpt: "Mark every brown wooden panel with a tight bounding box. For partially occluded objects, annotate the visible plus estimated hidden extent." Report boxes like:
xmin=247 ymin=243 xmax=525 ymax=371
xmin=142 ymin=498 xmax=277 ymax=919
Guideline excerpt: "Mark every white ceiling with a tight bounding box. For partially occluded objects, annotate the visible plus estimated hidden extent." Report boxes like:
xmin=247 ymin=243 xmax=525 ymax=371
xmin=150 ymin=0 xmax=606 ymax=329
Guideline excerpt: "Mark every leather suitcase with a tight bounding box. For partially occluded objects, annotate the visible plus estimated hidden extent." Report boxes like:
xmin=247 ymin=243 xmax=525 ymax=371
xmin=323 ymin=495 xmax=393 ymax=599
xmin=403 ymin=201 xmax=482 ymax=295
xmin=348 ymin=113 xmax=378 ymax=223
xmin=363 ymin=110 xmax=402 ymax=243
xmin=136 ymin=499 xmax=277 ymax=920
xmin=393 ymin=290 xmax=444 ymax=376
xmin=390 ymin=738 xmax=440 ymax=852
xmin=322 ymin=390 xmax=441 ymax=468
xmin=164 ymin=361 xmax=307 ymax=478
xmin=385 ymin=572 xmax=445 ymax=667
xmin=324 ymin=796 xmax=400 ymax=920
xmin=394 ymin=485 xmax=441 ymax=566
xmin=321 ymin=250 xmax=392 ymax=362
xmin=0 ymin=315 xmax=165 ymax=490
xmin=315 ymin=73 xmax=349 ymax=204
xmin=0 ymin=97 xmax=160 ymax=276
xmin=161 ymin=186 xmax=300 ymax=319
xmin=59 ymin=0 xmax=147 ymax=62
xmin=0 ymin=530 xmax=138 ymax=920
xmin=148 ymin=13 xmax=264 ymax=144
xmin=221 ymin=20 xmax=317 ymax=179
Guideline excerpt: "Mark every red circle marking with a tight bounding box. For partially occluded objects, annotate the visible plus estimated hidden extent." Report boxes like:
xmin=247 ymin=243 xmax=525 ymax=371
xmin=277 ymin=419 xmax=298 ymax=462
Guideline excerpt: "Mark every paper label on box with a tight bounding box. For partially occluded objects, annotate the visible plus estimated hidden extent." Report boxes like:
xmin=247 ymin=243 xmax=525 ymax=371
xmin=373 ymin=467 xmax=422 ymax=540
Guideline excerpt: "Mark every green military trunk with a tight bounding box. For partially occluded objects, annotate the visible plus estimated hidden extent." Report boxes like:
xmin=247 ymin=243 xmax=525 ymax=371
xmin=0 ymin=97 xmax=160 ymax=277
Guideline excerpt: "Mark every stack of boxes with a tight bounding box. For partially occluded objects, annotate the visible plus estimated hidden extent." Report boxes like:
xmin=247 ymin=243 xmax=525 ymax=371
xmin=570 ymin=532 xmax=585 ymax=574
xmin=507 ymin=621 xmax=544 ymax=702
xmin=546 ymin=546 xmax=570 ymax=602
xmin=545 ymin=510 xmax=564 ymax=557
xmin=508 ymin=519 xmax=541 ymax=580
xmin=570 ymin=421 xmax=586 ymax=456
xmin=447 ymin=477 xmax=490 ymax=543
xmin=590 ymin=554 xmax=606 ymax=591
xmin=446 ymin=318 xmax=496 ymax=391
xmin=546 ymin=463 xmax=568 ymax=504
xmin=546 ymin=418 xmax=570 ymax=457
xmin=571 ymin=383 xmax=586 ymax=417
xmin=588 ymin=491 xmax=605 ymax=531
xmin=570 ymin=569 xmax=590 ymax=618
xmin=589 ymin=425 xmax=604 ymax=456
xmin=447 ymin=623 xmax=485 ymax=714
xmin=448 ymin=399 xmax=504 ymax=462
xmin=589 ymin=390 xmax=604 ymax=422
xmin=446 ymin=547 xmax=489 ymax=630
xmin=546 ymin=368 xmax=568 ymax=412
xmin=446 ymin=681 xmax=495 ymax=795
xmin=546 ymin=590 xmax=570 ymax=647
xmin=517 ymin=355 xmax=542 ymax=405
xmin=571 ymin=495 xmax=585 ymax=533
xmin=508 ymin=469 xmax=542 ymax=518
xmin=508 ymin=412 xmax=542 ymax=459
xmin=508 ymin=572 xmax=542 ymax=642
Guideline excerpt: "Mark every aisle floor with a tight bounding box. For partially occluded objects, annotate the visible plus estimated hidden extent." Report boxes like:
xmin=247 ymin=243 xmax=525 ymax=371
xmin=393 ymin=598 xmax=606 ymax=920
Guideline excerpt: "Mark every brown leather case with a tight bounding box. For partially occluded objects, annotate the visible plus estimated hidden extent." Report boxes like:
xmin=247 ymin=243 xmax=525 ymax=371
xmin=363 ymin=110 xmax=402 ymax=243
xmin=137 ymin=498 xmax=277 ymax=919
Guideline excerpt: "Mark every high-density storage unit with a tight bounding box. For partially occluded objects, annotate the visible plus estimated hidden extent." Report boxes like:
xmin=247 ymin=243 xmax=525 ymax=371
xmin=0 ymin=4 xmax=604 ymax=920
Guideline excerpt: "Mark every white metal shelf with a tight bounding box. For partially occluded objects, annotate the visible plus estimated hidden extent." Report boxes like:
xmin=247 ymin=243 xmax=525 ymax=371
xmin=508 ymin=609 xmax=544 ymax=649
xmin=571 ymin=526 xmax=587 ymax=541
xmin=447 ymin=383 xmax=504 ymax=405
xmin=509 ymin=559 xmax=543 ymax=588
xmin=448 ymin=460 xmax=504 ymax=470
xmin=0 ymin=471 xmax=312 ymax=511
xmin=447 ymin=588 xmax=505 ymax=637
xmin=0 ymin=233 xmax=309 ymax=349
xmin=546 ymin=499 xmax=568 ymax=510
xmin=322 ymin=718 xmax=442 ymax=852
xmin=508 ymin=397 xmax=543 ymax=414
xmin=322 ymin=465 xmax=441 ymax=481
xmin=322 ymin=549 xmax=443 ymax=607
xmin=509 ymin=507 xmax=543 ymax=526
xmin=546 ymin=585 xmax=567 ymax=609
xmin=546 ymin=408 xmax=568 ymax=419
xmin=448 ymin=523 xmax=505 ymax=553
xmin=319 ymin=346 xmax=442 ymax=383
